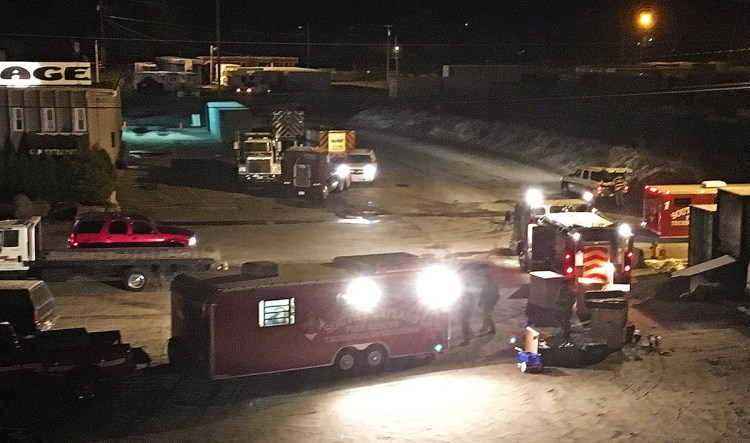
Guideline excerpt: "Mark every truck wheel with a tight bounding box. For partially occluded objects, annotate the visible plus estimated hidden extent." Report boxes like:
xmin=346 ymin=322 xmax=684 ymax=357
xmin=362 ymin=344 xmax=389 ymax=373
xmin=334 ymin=348 xmax=357 ymax=376
xmin=123 ymin=268 xmax=149 ymax=292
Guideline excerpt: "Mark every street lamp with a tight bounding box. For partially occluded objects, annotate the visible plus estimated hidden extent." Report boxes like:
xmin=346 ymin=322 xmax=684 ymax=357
xmin=393 ymin=37 xmax=400 ymax=76
xmin=634 ymin=7 xmax=657 ymax=61
xmin=636 ymin=9 xmax=656 ymax=32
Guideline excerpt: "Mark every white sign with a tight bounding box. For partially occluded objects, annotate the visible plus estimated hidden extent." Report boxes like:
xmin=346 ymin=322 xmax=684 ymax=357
xmin=0 ymin=62 xmax=92 ymax=86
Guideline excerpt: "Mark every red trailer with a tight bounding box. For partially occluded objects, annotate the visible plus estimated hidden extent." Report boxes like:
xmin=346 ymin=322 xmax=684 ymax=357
xmin=642 ymin=181 xmax=725 ymax=238
xmin=168 ymin=254 xmax=462 ymax=379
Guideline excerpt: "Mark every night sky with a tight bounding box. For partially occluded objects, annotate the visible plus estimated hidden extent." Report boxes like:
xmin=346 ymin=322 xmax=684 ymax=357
xmin=2 ymin=1 xmax=750 ymax=68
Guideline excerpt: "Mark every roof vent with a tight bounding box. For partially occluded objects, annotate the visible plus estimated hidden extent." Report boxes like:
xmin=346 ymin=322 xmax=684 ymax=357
xmin=701 ymin=180 xmax=727 ymax=188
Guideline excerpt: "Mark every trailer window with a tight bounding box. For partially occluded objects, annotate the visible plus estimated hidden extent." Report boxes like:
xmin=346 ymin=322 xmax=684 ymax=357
xmin=259 ymin=298 xmax=296 ymax=327
xmin=2 ymin=230 xmax=19 ymax=247
xmin=673 ymin=197 xmax=692 ymax=207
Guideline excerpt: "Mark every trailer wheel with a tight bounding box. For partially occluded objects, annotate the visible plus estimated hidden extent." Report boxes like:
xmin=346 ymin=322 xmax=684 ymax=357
xmin=334 ymin=348 xmax=357 ymax=375
xmin=122 ymin=268 xmax=149 ymax=291
xmin=362 ymin=344 xmax=389 ymax=372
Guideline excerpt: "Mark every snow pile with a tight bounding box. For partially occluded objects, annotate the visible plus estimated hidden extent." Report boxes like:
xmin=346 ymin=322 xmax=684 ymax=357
xmin=350 ymin=107 xmax=703 ymax=185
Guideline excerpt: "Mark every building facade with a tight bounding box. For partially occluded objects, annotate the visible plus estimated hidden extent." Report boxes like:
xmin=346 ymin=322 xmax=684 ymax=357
xmin=0 ymin=62 xmax=122 ymax=162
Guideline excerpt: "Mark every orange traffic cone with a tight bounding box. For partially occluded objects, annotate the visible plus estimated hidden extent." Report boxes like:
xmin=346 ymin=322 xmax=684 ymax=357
xmin=179 ymin=122 xmax=183 ymax=129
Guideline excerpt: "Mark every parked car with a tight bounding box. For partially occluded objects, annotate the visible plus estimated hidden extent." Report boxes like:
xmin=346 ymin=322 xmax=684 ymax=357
xmin=346 ymin=149 xmax=378 ymax=183
xmin=0 ymin=280 xmax=57 ymax=336
xmin=68 ymin=212 xmax=196 ymax=248
xmin=560 ymin=167 xmax=632 ymax=200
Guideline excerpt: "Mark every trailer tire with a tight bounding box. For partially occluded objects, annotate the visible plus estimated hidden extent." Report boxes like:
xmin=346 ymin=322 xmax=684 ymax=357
xmin=362 ymin=344 xmax=389 ymax=373
xmin=122 ymin=268 xmax=149 ymax=292
xmin=334 ymin=348 xmax=357 ymax=376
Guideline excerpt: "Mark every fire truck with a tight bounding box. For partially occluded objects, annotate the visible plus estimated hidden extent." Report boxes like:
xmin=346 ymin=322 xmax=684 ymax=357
xmin=168 ymin=254 xmax=462 ymax=379
xmin=642 ymin=180 xmax=726 ymax=238
xmin=520 ymin=211 xmax=634 ymax=287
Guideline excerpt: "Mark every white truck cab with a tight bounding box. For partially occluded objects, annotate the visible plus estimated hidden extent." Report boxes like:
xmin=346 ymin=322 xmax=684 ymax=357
xmin=0 ymin=216 xmax=40 ymax=272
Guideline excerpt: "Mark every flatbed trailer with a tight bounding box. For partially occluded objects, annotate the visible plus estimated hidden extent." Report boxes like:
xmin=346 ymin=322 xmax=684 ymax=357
xmin=33 ymin=247 xmax=222 ymax=291
xmin=1 ymin=217 xmax=224 ymax=291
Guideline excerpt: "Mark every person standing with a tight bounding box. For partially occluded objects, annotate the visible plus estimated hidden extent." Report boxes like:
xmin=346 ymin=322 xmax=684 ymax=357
xmin=478 ymin=273 xmax=500 ymax=336
xmin=459 ymin=287 xmax=475 ymax=346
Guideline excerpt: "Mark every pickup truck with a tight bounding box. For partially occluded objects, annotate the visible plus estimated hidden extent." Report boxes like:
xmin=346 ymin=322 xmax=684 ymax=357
xmin=0 ymin=322 xmax=148 ymax=398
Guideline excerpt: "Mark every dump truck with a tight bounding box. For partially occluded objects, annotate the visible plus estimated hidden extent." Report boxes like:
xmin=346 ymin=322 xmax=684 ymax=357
xmin=235 ymin=110 xmax=305 ymax=183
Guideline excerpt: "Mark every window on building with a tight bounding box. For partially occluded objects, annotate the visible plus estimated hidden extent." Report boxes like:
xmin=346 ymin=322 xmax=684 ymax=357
xmin=11 ymin=108 xmax=24 ymax=132
xmin=258 ymin=298 xmax=296 ymax=327
xmin=72 ymin=108 xmax=87 ymax=132
xmin=41 ymin=108 xmax=56 ymax=132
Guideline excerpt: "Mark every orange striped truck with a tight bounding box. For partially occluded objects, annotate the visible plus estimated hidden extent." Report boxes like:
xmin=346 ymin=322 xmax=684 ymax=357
xmin=520 ymin=211 xmax=634 ymax=289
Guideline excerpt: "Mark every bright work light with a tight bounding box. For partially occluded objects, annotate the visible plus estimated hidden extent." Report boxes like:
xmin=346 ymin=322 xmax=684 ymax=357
xmin=416 ymin=265 xmax=462 ymax=309
xmin=342 ymin=277 xmax=382 ymax=311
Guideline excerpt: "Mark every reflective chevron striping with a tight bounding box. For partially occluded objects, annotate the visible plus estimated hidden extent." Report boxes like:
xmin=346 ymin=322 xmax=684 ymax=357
xmin=582 ymin=246 xmax=610 ymax=283
xmin=271 ymin=110 xmax=305 ymax=139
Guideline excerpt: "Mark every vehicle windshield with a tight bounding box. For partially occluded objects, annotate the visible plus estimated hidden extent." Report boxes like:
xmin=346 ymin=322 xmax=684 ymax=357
xmin=347 ymin=155 xmax=372 ymax=163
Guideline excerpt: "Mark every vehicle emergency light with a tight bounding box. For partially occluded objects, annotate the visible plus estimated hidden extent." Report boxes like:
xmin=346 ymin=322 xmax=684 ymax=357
xmin=624 ymin=250 xmax=634 ymax=274
xmin=563 ymin=239 xmax=576 ymax=278
xmin=623 ymin=185 xmax=629 ymax=193
xmin=596 ymin=185 xmax=603 ymax=194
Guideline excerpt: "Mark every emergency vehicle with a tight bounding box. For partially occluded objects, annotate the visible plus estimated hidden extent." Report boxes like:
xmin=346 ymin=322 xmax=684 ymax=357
xmin=643 ymin=180 xmax=726 ymax=238
xmin=521 ymin=211 xmax=634 ymax=287
xmin=168 ymin=254 xmax=462 ymax=379
xmin=510 ymin=189 xmax=593 ymax=269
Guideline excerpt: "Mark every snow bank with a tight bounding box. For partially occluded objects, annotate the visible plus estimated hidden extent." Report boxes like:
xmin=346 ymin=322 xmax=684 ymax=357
xmin=350 ymin=107 xmax=703 ymax=185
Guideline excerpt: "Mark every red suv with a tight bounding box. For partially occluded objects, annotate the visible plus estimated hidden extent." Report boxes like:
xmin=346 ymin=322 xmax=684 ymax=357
xmin=68 ymin=213 xmax=196 ymax=248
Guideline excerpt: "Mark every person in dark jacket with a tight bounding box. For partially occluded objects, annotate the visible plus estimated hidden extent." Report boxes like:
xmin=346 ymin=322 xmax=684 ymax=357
xmin=477 ymin=273 xmax=500 ymax=336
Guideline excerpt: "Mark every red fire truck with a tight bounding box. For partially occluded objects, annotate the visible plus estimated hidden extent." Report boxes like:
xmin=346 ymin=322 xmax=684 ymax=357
xmin=168 ymin=254 xmax=463 ymax=379
xmin=642 ymin=181 xmax=726 ymax=238
xmin=523 ymin=212 xmax=634 ymax=287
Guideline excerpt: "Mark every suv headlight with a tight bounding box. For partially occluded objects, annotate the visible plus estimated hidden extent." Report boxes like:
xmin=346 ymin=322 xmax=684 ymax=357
xmin=336 ymin=164 xmax=350 ymax=177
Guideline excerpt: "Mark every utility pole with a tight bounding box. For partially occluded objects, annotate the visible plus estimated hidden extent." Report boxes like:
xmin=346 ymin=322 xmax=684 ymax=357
xmin=96 ymin=0 xmax=104 ymax=83
xmin=305 ymin=23 xmax=311 ymax=68
xmin=384 ymin=24 xmax=392 ymax=80
xmin=215 ymin=0 xmax=221 ymax=89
